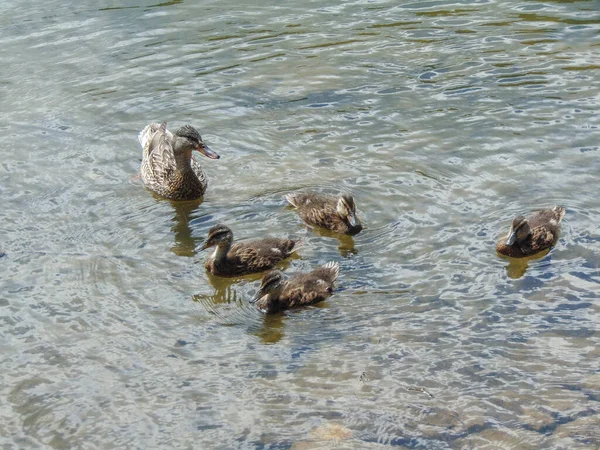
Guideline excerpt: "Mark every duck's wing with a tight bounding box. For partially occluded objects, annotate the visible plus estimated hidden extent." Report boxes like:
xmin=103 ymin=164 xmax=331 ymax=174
xmin=252 ymin=237 xmax=300 ymax=257
xmin=528 ymin=226 xmax=557 ymax=251
xmin=286 ymin=193 xmax=331 ymax=209
xmin=138 ymin=122 xmax=161 ymax=150
xmin=230 ymin=239 xmax=290 ymax=272
xmin=283 ymin=285 xmax=323 ymax=307
xmin=286 ymin=194 xmax=339 ymax=227
xmin=190 ymin=157 xmax=207 ymax=188
xmin=282 ymin=262 xmax=339 ymax=306
xmin=282 ymin=272 xmax=334 ymax=307
xmin=529 ymin=206 xmax=565 ymax=233
xmin=138 ymin=122 xmax=172 ymax=150
xmin=142 ymin=122 xmax=176 ymax=182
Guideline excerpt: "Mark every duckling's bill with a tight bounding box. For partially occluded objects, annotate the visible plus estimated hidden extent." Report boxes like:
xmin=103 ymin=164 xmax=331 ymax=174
xmin=506 ymin=229 xmax=517 ymax=246
xmin=347 ymin=211 xmax=359 ymax=228
xmin=250 ymin=291 xmax=264 ymax=304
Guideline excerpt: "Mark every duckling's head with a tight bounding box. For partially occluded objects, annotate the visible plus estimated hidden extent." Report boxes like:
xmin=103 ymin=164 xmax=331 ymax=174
xmin=506 ymin=215 xmax=531 ymax=246
xmin=252 ymin=270 xmax=286 ymax=309
xmin=173 ymin=125 xmax=220 ymax=159
xmin=337 ymin=194 xmax=361 ymax=229
xmin=201 ymin=224 xmax=233 ymax=250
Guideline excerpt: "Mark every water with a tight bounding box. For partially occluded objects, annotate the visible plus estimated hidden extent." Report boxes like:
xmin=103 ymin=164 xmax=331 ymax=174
xmin=1 ymin=0 xmax=599 ymax=448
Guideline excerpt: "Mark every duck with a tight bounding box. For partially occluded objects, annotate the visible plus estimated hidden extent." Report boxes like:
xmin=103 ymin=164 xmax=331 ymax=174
xmin=201 ymin=224 xmax=301 ymax=277
xmin=138 ymin=122 xmax=220 ymax=200
xmin=251 ymin=262 xmax=340 ymax=314
xmin=285 ymin=192 xmax=363 ymax=235
xmin=496 ymin=206 xmax=565 ymax=258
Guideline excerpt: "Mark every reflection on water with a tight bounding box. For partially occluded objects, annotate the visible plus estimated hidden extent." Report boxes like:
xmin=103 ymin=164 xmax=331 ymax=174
xmin=302 ymin=224 xmax=358 ymax=257
xmin=192 ymin=276 xmax=286 ymax=344
xmin=500 ymin=248 xmax=551 ymax=279
xmin=1 ymin=0 xmax=599 ymax=447
xmin=169 ymin=199 xmax=204 ymax=257
xmin=205 ymin=270 xmax=265 ymax=293
xmin=253 ymin=313 xmax=285 ymax=345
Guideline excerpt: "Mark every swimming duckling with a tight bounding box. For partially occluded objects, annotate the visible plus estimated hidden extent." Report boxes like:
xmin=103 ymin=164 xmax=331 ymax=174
xmin=285 ymin=192 xmax=363 ymax=235
xmin=252 ymin=262 xmax=339 ymax=314
xmin=201 ymin=224 xmax=301 ymax=277
xmin=139 ymin=122 xmax=219 ymax=200
xmin=496 ymin=206 xmax=565 ymax=258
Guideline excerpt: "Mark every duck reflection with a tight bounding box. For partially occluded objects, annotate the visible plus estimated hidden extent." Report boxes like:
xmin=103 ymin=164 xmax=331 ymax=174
xmin=254 ymin=313 xmax=285 ymax=344
xmin=205 ymin=271 xmax=264 ymax=296
xmin=193 ymin=273 xmax=286 ymax=344
xmin=498 ymin=248 xmax=550 ymax=279
xmin=308 ymin=226 xmax=358 ymax=257
xmin=169 ymin=198 xmax=203 ymax=257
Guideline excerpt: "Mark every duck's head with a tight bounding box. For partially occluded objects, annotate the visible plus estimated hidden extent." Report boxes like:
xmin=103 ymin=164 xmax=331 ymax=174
xmin=173 ymin=125 xmax=220 ymax=159
xmin=337 ymin=194 xmax=361 ymax=229
xmin=201 ymin=224 xmax=233 ymax=250
xmin=251 ymin=270 xmax=286 ymax=307
xmin=506 ymin=215 xmax=531 ymax=246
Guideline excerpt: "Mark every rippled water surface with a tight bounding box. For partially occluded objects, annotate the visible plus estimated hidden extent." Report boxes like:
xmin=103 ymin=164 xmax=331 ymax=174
xmin=1 ymin=0 xmax=599 ymax=448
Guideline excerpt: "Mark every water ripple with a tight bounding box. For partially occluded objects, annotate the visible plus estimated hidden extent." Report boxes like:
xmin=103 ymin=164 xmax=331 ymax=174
xmin=1 ymin=0 xmax=599 ymax=447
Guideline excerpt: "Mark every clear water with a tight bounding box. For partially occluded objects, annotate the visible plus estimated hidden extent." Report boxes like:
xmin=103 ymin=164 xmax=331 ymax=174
xmin=1 ymin=0 xmax=599 ymax=448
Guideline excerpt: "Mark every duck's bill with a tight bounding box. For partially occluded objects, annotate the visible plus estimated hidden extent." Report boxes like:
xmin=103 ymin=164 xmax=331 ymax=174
xmin=505 ymin=230 xmax=517 ymax=246
xmin=347 ymin=212 xmax=359 ymax=228
xmin=197 ymin=144 xmax=220 ymax=159
xmin=200 ymin=242 xmax=211 ymax=251
xmin=250 ymin=291 xmax=264 ymax=304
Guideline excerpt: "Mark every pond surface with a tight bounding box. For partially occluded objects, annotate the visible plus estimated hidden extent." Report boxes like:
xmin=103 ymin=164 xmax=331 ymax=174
xmin=1 ymin=0 xmax=599 ymax=448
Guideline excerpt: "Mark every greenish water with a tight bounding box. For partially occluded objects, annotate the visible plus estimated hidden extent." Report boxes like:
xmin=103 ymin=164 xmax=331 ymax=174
xmin=1 ymin=0 xmax=599 ymax=448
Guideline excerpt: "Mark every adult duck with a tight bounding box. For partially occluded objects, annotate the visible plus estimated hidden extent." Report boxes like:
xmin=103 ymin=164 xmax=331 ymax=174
xmin=201 ymin=224 xmax=301 ymax=277
xmin=496 ymin=206 xmax=565 ymax=258
xmin=138 ymin=122 xmax=219 ymax=200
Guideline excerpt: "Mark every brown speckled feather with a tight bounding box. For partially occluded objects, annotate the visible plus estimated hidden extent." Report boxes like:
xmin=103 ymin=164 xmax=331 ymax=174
xmin=496 ymin=206 xmax=565 ymax=258
xmin=256 ymin=262 xmax=339 ymax=313
xmin=286 ymin=193 xmax=362 ymax=235
xmin=205 ymin=237 xmax=299 ymax=277
xmin=139 ymin=122 xmax=208 ymax=200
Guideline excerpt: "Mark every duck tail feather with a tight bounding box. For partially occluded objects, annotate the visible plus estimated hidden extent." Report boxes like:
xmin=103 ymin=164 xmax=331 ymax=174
xmin=553 ymin=205 xmax=566 ymax=222
xmin=285 ymin=193 xmax=299 ymax=208
xmin=323 ymin=261 xmax=340 ymax=281
xmin=291 ymin=239 xmax=304 ymax=254
xmin=138 ymin=122 xmax=164 ymax=149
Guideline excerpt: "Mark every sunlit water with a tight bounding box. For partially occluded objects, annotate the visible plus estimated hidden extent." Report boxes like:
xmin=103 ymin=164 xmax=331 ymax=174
xmin=1 ymin=0 xmax=599 ymax=448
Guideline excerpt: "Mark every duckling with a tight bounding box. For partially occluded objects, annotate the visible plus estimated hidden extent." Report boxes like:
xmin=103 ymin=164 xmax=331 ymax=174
xmin=285 ymin=192 xmax=363 ymax=235
xmin=496 ymin=206 xmax=565 ymax=258
xmin=252 ymin=262 xmax=339 ymax=314
xmin=201 ymin=224 xmax=301 ymax=277
xmin=139 ymin=122 xmax=220 ymax=200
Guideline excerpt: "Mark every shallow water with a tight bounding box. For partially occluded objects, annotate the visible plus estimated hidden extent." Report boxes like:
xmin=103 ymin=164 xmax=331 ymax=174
xmin=1 ymin=0 xmax=599 ymax=448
